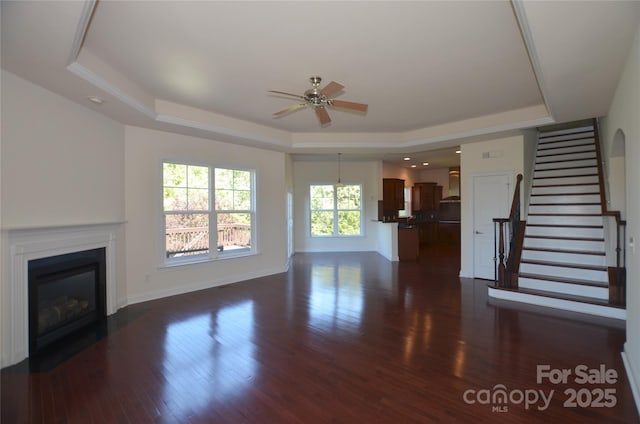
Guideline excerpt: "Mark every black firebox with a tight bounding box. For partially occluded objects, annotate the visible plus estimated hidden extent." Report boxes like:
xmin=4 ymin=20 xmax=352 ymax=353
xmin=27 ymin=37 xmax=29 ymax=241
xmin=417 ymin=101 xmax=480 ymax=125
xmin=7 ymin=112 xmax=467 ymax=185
xmin=28 ymin=248 xmax=106 ymax=356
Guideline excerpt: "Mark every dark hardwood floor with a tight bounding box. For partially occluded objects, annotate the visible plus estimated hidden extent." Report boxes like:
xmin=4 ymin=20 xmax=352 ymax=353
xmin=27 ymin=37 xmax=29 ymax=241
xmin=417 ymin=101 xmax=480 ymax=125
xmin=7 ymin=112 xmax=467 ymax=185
xmin=2 ymin=244 xmax=638 ymax=423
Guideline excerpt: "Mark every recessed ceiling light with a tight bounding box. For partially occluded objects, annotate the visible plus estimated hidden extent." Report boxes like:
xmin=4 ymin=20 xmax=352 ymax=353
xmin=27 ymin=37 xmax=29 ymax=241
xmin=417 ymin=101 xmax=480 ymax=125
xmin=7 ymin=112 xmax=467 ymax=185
xmin=403 ymin=157 xmax=411 ymax=161
xmin=455 ymin=150 xmax=461 ymax=154
xmin=88 ymin=96 xmax=105 ymax=105
xmin=410 ymin=164 xmax=417 ymax=168
xmin=423 ymin=162 xmax=429 ymax=166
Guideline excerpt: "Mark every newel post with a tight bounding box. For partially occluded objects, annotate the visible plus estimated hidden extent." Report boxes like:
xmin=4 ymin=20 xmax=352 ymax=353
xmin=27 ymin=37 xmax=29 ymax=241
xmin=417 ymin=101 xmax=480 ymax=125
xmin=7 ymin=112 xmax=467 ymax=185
xmin=493 ymin=218 xmax=508 ymax=287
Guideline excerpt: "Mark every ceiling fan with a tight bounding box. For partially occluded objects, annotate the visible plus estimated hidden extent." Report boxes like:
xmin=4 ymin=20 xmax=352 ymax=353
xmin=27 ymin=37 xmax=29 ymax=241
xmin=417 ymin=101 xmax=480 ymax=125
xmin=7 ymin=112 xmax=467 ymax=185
xmin=269 ymin=76 xmax=368 ymax=125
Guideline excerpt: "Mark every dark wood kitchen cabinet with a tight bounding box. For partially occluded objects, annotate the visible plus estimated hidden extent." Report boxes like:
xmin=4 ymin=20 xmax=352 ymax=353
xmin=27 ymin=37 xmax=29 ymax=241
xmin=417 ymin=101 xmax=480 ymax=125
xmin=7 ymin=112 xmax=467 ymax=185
xmin=412 ymin=182 xmax=442 ymax=212
xmin=398 ymin=226 xmax=419 ymax=261
xmin=383 ymin=178 xmax=405 ymax=210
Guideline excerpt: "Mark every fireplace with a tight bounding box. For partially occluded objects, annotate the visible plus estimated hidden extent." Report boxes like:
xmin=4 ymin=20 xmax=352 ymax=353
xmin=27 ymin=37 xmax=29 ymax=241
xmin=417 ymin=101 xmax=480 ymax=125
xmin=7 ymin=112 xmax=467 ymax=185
xmin=4 ymin=223 xmax=119 ymax=368
xmin=28 ymin=248 xmax=107 ymax=355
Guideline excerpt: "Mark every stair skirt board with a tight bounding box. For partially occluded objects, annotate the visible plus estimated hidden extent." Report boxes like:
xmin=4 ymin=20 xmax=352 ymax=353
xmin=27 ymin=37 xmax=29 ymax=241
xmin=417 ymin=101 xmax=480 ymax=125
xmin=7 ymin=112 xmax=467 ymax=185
xmin=488 ymin=287 xmax=625 ymax=320
xmin=518 ymin=277 xmax=608 ymax=299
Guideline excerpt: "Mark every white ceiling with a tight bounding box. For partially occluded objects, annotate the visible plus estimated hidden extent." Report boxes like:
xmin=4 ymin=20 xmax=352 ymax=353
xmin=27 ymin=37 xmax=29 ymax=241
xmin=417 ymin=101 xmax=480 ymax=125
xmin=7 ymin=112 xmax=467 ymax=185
xmin=2 ymin=1 xmax=639 ymax=169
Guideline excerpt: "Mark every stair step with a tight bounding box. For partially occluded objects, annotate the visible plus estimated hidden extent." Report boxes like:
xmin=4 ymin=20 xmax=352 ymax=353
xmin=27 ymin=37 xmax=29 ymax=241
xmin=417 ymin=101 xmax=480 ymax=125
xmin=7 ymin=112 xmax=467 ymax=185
xmin=536 ymin=150 xmax=596 ymax=162
xmin=528 ymin=204 xmax=602 ymax=214
xmin=488 ymin=286 xmax=625 ymax=320
xmin=521 ymin=248 xmax=606 ymax=266
xmin=524 ymin=234 xmax=604 ymax=242
xmin=537 ymin=146 xmax=595 ymax=157
xmin=524 ymin=236 xmax=605 ymax=252
xmin=537 ymin=139 xmax=595 ymax=150
xmin=527 ymin=214 xmax=603 ymax=227
xmin=529 ymin=193 xmax=601 ymax=204
xmin=535 ymin=159 xmax=597 ymax=170
xmin=521 ymin=259 xmax=606 ymax=270
xmin=539 ymin=132 xmax=594 ymax=141
xmin=534 ymin=168 xmax=597 ymax=179
xmin=533 ymin=176 xmax=599 ymax=187
xmin=519 ymin=272 xmax=608 ymax=287
xmin=522 ymin=246 xmax=605 ymax=256
xmin=533 ymin=164 xmax=598 ymax=175
xmin=520 ymin=259 xmax=607 ymax=282
xmin=531 ymin=184 xmax=600 ymax=195
xmin=525 ymin=225 xmax=604 ymax=239
xmin=538 ymin=127 xmax=594 ymax=140
xmin=518 ymin=277 xmax=608 ymax=300
xmin=494 ymin=286 xmax=613 ymax=307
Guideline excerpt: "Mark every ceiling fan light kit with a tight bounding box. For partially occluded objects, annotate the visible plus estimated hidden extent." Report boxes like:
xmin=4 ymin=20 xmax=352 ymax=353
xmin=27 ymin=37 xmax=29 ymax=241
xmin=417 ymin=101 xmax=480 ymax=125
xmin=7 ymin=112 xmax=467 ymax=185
xmin=269 ymin=76 xmax=368 ymax=126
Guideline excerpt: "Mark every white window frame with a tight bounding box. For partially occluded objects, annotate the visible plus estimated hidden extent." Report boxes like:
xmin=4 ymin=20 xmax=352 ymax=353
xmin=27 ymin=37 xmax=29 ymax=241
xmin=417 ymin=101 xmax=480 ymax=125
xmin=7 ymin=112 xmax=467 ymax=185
xmin=309 ymin=183 xmax=364 ymax=237
xmin=161 ymin=161 xmax=256 ymax=267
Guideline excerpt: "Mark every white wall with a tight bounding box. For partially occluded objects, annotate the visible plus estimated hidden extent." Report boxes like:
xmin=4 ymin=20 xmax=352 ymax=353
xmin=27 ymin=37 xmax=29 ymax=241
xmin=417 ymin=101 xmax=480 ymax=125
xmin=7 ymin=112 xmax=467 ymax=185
xmin=124 ymin=126 xmax=288 ymax=304
xmin=417 ymin=168 xmax=450 ymax=196
xmin=0 ymin=70 xmax=125 ymax=227
xmin=1 ymin=70 xmax=126 ymax=364
xmin=522 ymin=128 xmax=539 ymax=217
xmin=382 ymin=162 xmax=416 ymax=189
xmin=293 ymin=160 xmax=380 ymax=252
xmin=459 ymin=135 xmax=524 ymax=278
xmin=600 ymin=24 xmax=640 ymax=412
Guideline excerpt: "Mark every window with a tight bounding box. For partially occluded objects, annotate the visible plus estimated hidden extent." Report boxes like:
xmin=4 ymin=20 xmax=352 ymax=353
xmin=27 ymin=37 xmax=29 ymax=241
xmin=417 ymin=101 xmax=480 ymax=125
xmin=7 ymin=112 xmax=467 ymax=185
xmin=214 ymin=168 xmax=253 ymax=255
xmin=163 ymin=162 xmax=254 ymax=264
xmin=398 ymin=187 xmax=412 ymax=217
xmin=310 ymin=184 xmax=362 ymax=236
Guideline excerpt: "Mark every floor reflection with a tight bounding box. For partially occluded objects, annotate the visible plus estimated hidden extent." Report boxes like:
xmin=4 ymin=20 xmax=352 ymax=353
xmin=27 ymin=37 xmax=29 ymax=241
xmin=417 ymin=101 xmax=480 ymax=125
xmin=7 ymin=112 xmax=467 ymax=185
xmin=310 ymin=263 xmax=364 ymax=333
xmin=161 ymin=301 xmax=256 ymax=420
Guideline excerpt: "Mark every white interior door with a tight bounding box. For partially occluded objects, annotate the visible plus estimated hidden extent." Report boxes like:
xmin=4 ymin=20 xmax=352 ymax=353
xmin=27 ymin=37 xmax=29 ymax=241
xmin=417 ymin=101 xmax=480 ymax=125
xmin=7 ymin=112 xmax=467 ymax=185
xmin=473 ymin=173 xmax=512 ymax=280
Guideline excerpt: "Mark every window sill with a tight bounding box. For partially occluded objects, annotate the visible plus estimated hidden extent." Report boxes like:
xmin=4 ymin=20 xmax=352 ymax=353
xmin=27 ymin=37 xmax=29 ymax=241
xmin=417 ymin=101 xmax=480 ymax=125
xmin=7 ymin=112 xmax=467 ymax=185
xmin=160 ymin=250 xmax=259 ymax=270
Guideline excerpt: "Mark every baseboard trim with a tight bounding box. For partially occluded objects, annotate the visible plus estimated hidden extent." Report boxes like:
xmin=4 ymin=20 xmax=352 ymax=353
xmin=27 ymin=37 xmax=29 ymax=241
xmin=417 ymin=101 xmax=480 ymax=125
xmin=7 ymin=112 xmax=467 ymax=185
xmin=622 ymin=345 xmax=640 ymax=418
xmin=125 ymin=265 xmax=288 ymax=306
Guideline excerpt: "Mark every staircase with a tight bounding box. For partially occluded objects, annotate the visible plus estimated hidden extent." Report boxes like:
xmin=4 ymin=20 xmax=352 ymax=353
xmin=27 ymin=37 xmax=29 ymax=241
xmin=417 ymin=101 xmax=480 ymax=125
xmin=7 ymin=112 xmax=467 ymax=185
xmin=489 ymin=122 xmax=626 ymax=320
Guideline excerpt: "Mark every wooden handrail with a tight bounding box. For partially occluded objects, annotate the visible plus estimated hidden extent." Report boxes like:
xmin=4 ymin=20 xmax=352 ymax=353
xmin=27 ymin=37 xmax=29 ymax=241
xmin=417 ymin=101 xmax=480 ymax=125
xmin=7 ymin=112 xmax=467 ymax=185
xmin=509 ymin=174 xmax=524 ymax=219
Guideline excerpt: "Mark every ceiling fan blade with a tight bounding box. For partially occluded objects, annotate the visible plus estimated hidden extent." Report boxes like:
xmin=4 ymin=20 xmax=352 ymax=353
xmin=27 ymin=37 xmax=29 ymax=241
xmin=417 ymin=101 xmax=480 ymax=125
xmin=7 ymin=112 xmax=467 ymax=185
xmin=273 ymin=103 xmax=307 ymax=116
xmin=319 ymin=81 xmax=344 ymax=98
xmin=268 ymin=90 xmax=305 ymax=100
xmin=331 ymin=99 xmax=368 ymax=112
xmin=315 ymin=107 xmax=331 ymax=125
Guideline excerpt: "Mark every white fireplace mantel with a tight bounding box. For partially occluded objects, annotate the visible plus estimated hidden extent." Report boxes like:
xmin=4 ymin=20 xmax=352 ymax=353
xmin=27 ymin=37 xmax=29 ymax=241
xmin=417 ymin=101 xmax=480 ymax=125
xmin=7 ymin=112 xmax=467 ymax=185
xmin=3 ymin=223 xmax=121 ymax=368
